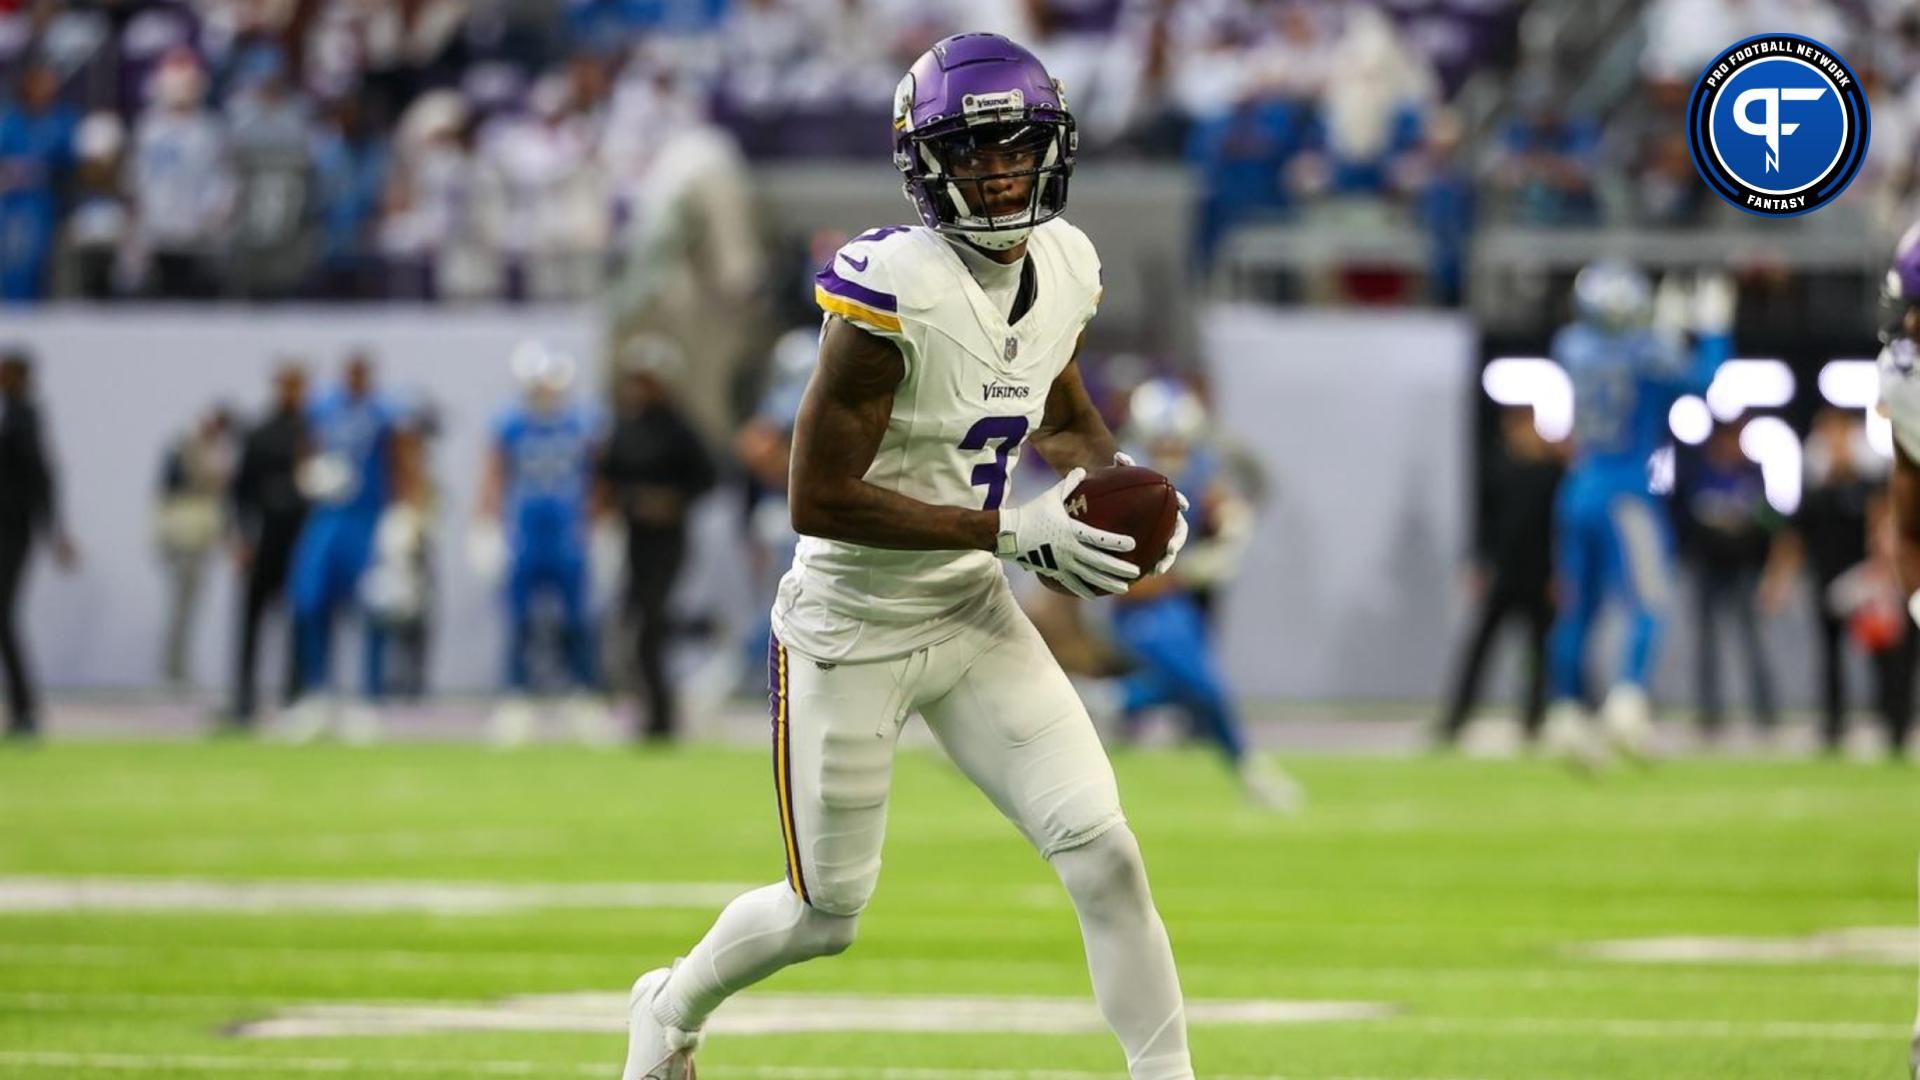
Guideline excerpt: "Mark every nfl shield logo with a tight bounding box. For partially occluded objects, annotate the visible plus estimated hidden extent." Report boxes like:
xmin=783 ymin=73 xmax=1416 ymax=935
xmin=1003 ymin=336 xmax=1019 ymax=361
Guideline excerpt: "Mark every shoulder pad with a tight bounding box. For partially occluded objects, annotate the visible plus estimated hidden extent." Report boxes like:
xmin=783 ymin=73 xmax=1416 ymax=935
xmin=1037 ymin=217 xmax=1101 ymax=290
xmin=814 ymin=226 xmax=941 ymax=338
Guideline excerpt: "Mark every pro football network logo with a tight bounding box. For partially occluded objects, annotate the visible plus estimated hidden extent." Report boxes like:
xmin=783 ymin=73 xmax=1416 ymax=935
xmin=1686 ymin=33 xmax=1869 ymax=217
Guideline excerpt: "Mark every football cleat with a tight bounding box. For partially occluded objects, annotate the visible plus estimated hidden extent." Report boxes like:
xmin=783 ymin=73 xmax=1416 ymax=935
xmin=490 ymin=696 xmax=538 ymax=748
xmin=275 ymin=694 xmax=336 ymax=744
xmin=1540 ymin=701 xmax=1609 ymax=774
xmin=1599 ymin=684 xmax=1654 ymax=763
xmin=1240 ymin=754 xmax=1305 ymax=814
xmin=622 ymin=966 xmax=703 ymax=1080
xmin=563 ymin=694 xmax=617 ymax=746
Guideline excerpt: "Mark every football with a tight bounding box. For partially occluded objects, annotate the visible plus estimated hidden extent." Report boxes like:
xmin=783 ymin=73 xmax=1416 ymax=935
xmin=1037 ymin=464 xmax=1179 ymax=594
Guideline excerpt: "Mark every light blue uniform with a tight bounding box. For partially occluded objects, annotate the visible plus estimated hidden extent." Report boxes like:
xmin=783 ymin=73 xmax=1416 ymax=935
xmin=1547 ymin=324 xmax=1724 ymax=701
xmin=1112 ymin=447 xmax=1248 ymax=763
xmin=496 ymin=402 xmax=599 ymax=691
xmin=291 ymin=387 xmax=398 ymax=696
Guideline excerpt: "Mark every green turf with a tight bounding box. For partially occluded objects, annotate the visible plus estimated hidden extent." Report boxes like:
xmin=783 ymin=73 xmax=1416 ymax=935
xmin=0 ymin=740 xmax=1913 ymax=1078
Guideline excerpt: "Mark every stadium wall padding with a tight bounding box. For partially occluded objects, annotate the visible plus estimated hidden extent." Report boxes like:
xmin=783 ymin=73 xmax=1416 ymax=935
xmin=13 ymin=304 xmax=1837 ymax=713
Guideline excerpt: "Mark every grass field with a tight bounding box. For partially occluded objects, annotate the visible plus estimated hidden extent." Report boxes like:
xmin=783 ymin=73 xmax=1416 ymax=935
xmin=0 ymin=739 xmax=1914 ymax=1079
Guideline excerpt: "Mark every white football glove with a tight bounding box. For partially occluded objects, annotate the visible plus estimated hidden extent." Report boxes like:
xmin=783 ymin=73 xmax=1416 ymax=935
xmin=1115 ymin=451 xmax=1189 ymax=576
xmin=998 ymin=467 xmax=1139 ymax=599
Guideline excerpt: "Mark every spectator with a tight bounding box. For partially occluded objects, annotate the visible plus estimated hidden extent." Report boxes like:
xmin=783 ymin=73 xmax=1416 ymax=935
xmin=1398 ymin=105 xmax=1475 ymax=306
xmin=1186 ymin=96 xmax=1307 ymax=269
xmin=1491 ymin=70 xmax=1600 ymax=226
xmin=1096 ymin=0 xmax=1186 ymax=158
xmin=1675 ymin=416 xmax=1781 ymax=740
xmin=154 ymin=404 xmax=234 ymax=691
xmin=0 ymin=59 xmax=77 ymax=301
xmin=598 ymin=337 xmax=716 ymax=743
xmin=475 ymin=69 xmax=607 ymax=302
xmin=379 ymin=89 xmax=485 ymax=300
xmin=64 ymin=111 xmax=129 ymax=300
xmin=1436 ymin=404 xmax=1563 ymax=747
xmin=1764 ymin=408 xmax=1892 ymax=753
xmin=0 ymin=349 xmax=78 ymax=741
xmin=1299 ymin=5 xmax=1432 ymax=198
xmin=1821 ymin=494 xmax=1916 ymax=760
xmin=310 ymin=97 xmax=391 ymax=300
xmin=228 ymin=362 xmax=310 ymax=731
xmin=129 ymin=53 xmax=233 ymax=299
xmin=224 ymin=45 xmax=315 ymax=299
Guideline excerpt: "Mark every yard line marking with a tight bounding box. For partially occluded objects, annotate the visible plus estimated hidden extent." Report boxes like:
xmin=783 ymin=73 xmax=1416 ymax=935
xmin=1390 ymin=1017 xmax=1909 ymax=1041
xmin=1571 ymin=928 xmax=1917 ymax=966
xmin=0 ymin=876 xmax=754 ymax=915
xmin=0 ymin=947 xmax=1904 ymax=993
xmin=0 ymin=1052 xmax=1504 ymax=1080
xmin=229 ymin=994 xmax=1397 ymax=1038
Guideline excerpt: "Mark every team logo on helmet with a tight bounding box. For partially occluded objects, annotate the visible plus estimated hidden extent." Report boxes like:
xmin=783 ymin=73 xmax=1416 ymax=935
xmin=1686 ymin=33 xmax=1869 ymax=217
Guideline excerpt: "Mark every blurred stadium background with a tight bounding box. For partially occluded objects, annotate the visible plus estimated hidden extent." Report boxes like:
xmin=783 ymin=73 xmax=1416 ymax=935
xmin=0 ymin=1 xmax=1916 ymax=1079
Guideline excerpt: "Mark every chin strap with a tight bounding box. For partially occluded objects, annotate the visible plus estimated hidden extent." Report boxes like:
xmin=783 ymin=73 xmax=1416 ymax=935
xmin=954 ymin=225 xmax=1031 ymax=251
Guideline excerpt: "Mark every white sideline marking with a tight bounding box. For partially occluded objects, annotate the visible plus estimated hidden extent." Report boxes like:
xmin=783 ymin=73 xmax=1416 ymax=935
xmin=0 ymin=947 xmax=1905 ymax=995
xmin=0 ymin=876 xmax=752 ymax=914
xmin=0 ymin=1053 xmax=1490 ymax=1080
xmin=1572 ymin=927 xmax=1918 ymax=966
xmin=1392 ymin=1017 xmax=1909 ymax=1041
xmin=231 ymin=992 xmax=1397 ymax=1038
xmin=218 ymin=991 xmax=1905 ymax=1043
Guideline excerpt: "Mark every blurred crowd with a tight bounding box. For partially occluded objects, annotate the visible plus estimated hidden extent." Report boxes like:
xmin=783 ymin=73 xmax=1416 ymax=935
xmin=5 ymin=0 xmax=1913 ymax=304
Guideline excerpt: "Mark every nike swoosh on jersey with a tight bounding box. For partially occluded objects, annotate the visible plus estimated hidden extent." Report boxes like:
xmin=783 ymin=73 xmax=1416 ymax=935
xmin=839 ymin=253 xmax=870 ymax=272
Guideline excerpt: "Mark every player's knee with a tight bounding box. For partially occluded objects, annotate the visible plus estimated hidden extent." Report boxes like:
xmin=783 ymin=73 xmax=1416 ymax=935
xmin=801 ymin=872 xmax=878 ymax=920
xmin=795 ymin=906 xmax=860 ymax=958
xmin=1050 ymin=824 xmax=1151 ymax=922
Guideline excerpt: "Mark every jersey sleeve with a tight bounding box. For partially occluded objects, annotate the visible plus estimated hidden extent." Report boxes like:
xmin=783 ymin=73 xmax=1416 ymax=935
xmin=492 ymin=408 xmax=519 ymax=453
xmin=1641 ymin=329 xmax=1721 ymax=397
xmin=814 ymin=233 xmax=910 ymax=346
xmin=1879 ymin=340 xmax=1920 ymax=463
xmin=1042 ymin=218 xmax=1103 ymax=328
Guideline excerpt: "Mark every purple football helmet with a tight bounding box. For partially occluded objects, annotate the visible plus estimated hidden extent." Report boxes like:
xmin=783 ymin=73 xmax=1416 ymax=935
xmin=892 ymin=33 xmax=1076 ymax=251
xmin=1885 ymin=221 xmax=1920 ymax=342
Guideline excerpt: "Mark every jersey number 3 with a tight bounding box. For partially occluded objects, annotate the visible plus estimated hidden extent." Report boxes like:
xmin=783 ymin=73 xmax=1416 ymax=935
xmin=960 ymin=416 xmax=1029 ymax=510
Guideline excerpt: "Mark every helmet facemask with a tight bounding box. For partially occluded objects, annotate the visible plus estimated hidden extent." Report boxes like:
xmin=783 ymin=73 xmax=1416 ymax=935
xmin=897 ymin=114 xmax=1075 ymax=251
xmin=1879 ymin=272 xmax=1920 ymax=347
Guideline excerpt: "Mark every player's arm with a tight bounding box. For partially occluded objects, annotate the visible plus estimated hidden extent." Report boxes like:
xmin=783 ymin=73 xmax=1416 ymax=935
xmin=476 ymin=443 xmax=507 ymax=521
xmin=1889 ymin=445 xmax=1920 ymax=598
xmin=788 ymin=316 xmax=999 ymax=551
xmin=390 ymin=427 xmax=426 ymax=508
xmin=1029 ymin=334 xmax=1119 ymax=474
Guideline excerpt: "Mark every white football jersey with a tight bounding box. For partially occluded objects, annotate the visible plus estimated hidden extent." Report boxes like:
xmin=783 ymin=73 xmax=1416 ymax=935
xmin=772 ymin=218 xmax=1104 ymax=663
xmin=1879 ymin=338 xmax=1920 ymax=463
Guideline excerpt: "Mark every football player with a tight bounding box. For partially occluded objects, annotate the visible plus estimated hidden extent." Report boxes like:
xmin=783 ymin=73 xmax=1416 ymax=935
xmin=1540 ymin=262 xmax=1726 ymax=765
xmin=281 ymin=352 xmax=414 ymax=742
xmin=1872 ymin=222 xmax=1920 ymax=765
xmin=622 ymin=34 xmax=1197 ymax=1080
xmin=1110 ymin=377 xmax=1300 ymax=811
xmin=475 ymin=341 xmax=609 ymax=745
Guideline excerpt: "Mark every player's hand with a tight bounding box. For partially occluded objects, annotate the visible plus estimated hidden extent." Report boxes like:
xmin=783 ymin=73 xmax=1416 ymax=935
xmin=1114 ymin=452 xmax=1189 ymax=577
xmin=1153 ymin=491 xmax=1189 ymax=576
xmin=51 ymin=533 xmax=79 ymax=571
xmin=999 ymin=467 xmax=1139 ymax=599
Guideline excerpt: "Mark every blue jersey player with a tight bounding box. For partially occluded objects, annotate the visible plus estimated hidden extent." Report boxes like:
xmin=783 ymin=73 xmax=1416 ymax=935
xmin=1542 ymin=262 xmax=1726 ymax=765
xmin=283 ymin=353 xmax=409 ymax=742
xmin=1110 ymin=379 xmax=1301 ymax=811
xmin=478 ymin=342 xmax=609 ymax=745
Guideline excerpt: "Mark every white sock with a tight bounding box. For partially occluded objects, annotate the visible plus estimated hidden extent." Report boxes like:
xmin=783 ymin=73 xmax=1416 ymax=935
xmin=655 ymin=882 xmax=859 ymax=1031
xmin=1049 ymin=826 xmax=1194 ymax=1080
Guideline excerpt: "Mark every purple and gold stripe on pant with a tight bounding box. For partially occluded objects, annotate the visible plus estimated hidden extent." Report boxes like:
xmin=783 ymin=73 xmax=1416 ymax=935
xmin=768 ymin=634 xmax=809 ymax=904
